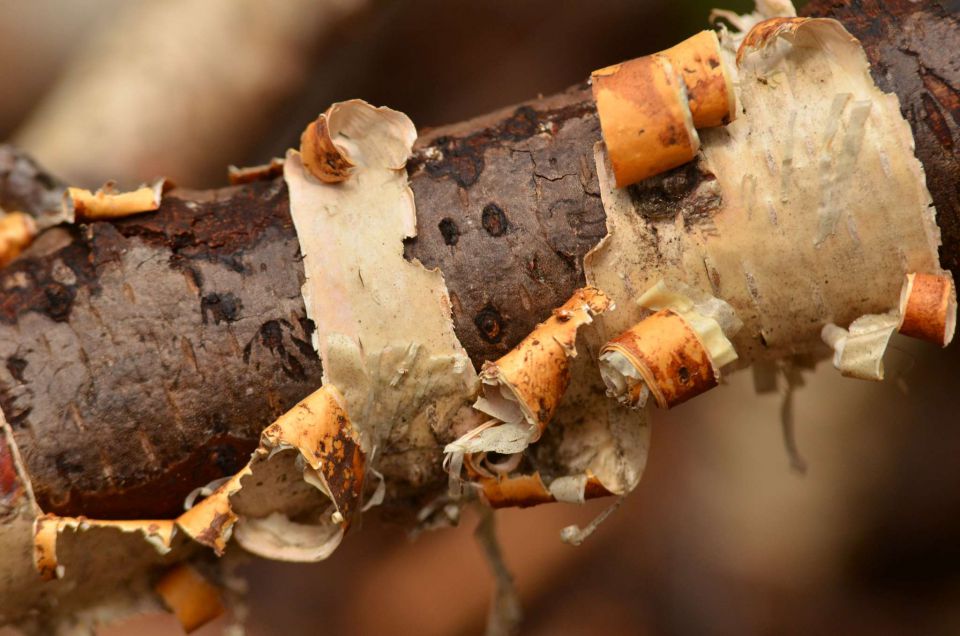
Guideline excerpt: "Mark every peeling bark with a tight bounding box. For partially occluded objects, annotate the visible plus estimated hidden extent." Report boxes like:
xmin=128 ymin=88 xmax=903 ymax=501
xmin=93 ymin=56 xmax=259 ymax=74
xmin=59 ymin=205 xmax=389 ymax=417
xmin=801 ymin=0 xmax=960 ymax=279
xmin=0 ymin=0 xmax=956 ymax=528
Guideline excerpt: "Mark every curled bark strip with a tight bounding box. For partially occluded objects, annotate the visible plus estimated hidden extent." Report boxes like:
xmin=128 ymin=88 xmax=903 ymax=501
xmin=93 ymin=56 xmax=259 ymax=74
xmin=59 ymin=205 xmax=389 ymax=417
xmin=227 ymin=158 xmax=285 ymax=185
xmin=476 ymin=472 xmax=555 ymax=509
xmin=821 ymin=312 xmax=900 ymax=381
xmin=735 ymin=17 xmax=808 ymax=64
xmin=442 ymin=287 xmax=651 ymax=510
xmin=469 ymin=466 xmax=611 ymax=510
xmin=468 ymin=451 xmax=524 ymax=479
xmin=898 ymin=272 xmax=956 ymax=347
xmin=602 ymin=309 xmax=716 ymax=409
xmin=258 ymin=386 xmax=365 ymax=525
xmin=445 ymin=287 xmax=639 ymax=507
xmin=463 ymin=394 xmax=646 ymax=509
xmin=478 ymin=287 xmax=611 ymax=435
xmin=662 ymin=30 xmax=737 ymax=127
xmin=822 ymin=272 xmax=956 ymax=380
xmin=0 ymin=212 xmax=37 ymax=267
xmin=230 ymin=384 xmax=365 ymax=562
xmin=300 ymin=116 xmax=354 ymax=183
xmin=591 ymin=55 xmax=700 ymax=187
xmin=155 ymin=564 xmax=225 ymax=633
xmin=65 ymin=179 xmax=169 ymax=221
xmin=600 ymin=280 xmax=740 ymax=409
xmin=300 ymin=99 xmax=417 ymax=182
xmin=446 ymin=287 xmax=612 ymax=467
xmin=177 ymin=470 xmax=248 ymax=556
xmin=33 ymin=385 xmax=364 ymax=581
xmin=32 ymin=514 xmax=176 ymax=582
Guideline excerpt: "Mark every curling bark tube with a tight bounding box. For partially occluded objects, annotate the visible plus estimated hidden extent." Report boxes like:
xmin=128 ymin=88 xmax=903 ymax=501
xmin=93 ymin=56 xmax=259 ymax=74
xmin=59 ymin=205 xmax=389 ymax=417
xmin=898 ymin=272 xmax=956 ymax=347
xmin=590 ymin=28 xmax=736 ymax=188
xmin=601 ymin=309 xmax=717 ymax=409
xmin=591 ymin=55 xmax=700 ymax=188
xmin=661 ymin=30 xmax=737 ymax=128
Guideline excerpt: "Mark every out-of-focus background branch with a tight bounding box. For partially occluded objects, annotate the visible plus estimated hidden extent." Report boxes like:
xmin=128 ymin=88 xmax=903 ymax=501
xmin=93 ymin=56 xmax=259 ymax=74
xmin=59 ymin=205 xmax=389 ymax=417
xmin=4 ymin=1 xmax=960 ymax=634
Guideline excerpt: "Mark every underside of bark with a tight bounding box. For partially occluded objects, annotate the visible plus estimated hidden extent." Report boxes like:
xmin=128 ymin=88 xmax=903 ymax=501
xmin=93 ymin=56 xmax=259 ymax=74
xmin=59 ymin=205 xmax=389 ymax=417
xmin=0 ymin=0 xmax=956 ymax=530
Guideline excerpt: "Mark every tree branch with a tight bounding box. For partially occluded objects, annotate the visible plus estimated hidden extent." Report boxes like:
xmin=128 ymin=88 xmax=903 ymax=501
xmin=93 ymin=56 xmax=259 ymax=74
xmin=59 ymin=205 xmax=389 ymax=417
xmin=0 ymin=0 xmax=955 ymax=531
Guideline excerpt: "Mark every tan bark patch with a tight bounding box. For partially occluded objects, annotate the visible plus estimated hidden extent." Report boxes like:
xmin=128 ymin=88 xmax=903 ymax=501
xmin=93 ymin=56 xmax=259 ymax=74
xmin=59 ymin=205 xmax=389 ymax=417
xmin=587 ymin=15 xmax=943 ymax=370
xmin=285 ymin=100 xmax=476 ymax=497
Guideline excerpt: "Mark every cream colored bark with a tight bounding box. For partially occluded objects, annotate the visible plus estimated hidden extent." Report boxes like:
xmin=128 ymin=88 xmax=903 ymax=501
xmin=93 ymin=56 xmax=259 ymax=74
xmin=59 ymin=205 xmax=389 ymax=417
xmin=585 ymin=11 xmax=946 ymax=372
xmin=284 ymin=101 xmax=478 ymax=484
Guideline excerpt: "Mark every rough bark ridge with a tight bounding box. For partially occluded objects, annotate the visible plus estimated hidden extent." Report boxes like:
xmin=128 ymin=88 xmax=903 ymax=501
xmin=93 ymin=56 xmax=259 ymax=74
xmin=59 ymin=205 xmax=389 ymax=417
xmin=0 ymin=0 xmax=957 ymax=524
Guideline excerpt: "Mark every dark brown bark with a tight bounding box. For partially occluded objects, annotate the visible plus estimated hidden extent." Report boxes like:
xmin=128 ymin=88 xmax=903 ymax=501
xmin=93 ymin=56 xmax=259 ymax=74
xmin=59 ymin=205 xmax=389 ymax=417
xmin=0 ymin=145 xmax=65 ymax=229
xmin=0 ymin=0 xmax=957 ymax=521
xmin=0 ymin=180 xmax=323 ymax=518
xmin=405 ymin=87 xmax=604 ymax=367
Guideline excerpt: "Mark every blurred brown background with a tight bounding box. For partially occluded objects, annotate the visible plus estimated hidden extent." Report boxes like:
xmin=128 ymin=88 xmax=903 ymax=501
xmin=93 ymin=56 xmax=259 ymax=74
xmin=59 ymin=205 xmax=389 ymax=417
xmin=5 ymin=1 xmax=960 ymax=635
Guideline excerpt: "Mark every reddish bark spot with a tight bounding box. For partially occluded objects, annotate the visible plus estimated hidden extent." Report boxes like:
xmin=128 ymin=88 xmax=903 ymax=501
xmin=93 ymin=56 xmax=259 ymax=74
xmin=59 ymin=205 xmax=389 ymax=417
xmin=475 ymin=305 xmax=505 ymax=343
xmin=921 ymin=93 xmax=955 ymax=151
xmin=481 ymin=203 xmax=508 ymax=237
xmin=196 ymin=512 xmax=233 ymax=554
xmin=921 ymin=68 xmax=960 ymax=127
xmin=438 ymin=218 xmax=460 ymax=245
xmin=0 ymin=434 xmax=24 ymax=509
